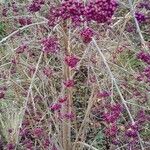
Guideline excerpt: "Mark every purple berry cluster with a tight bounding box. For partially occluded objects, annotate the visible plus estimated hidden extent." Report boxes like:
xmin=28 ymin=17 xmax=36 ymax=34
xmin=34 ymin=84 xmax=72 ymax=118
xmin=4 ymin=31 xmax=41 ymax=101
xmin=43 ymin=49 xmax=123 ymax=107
xmin=102 ymin=104 xmax=122 ymax=139
xmin=7 ymin=143 xmax=15 ymax=150
xmin=50 ymin=103 xmax=62 ymax=111
xmin=28 ymin=0 xmax=45 ymax=13
xmin=41 ymin=36 xmax=59 ymax=54
xmin=18 ymin=17 xmax=32 ymax=27
xmin=137 ymin=51 xmax=150 ymax=84
xmin=0 ymin=90 xmax=5 ymax=99
xmin=63 ymin=79 xmax=75 ymax=88
xmin=137 ymin=51 xmax=150 ymax=65
xmin=80 ymin=27 xmax=94 ymax=43
xmin=17 ymin=105 xmax=60 ymax=150
xmin=138 ymin=0 xmax=150 ymax=10
xmin=125 ymin=110 xmax=148 ymax=139
xmin=125 ymin=123 xmax=139 ymax=138
xmin=105 ymin=124 xmax=118 ymax=137
xmin=85 ymin=0 xmax=118 ymax=23
xmin=97 ymin=90 xmax=111 ymax=99
xmin=135 ymin=110 xmax=148 ymax=125
xmin=103 ymin=103 xmax=122 ymax=124
xmin=58 ymin=0 xmax=84 ymax=25
xmin=48 ymin=0 xmax=85 ymax=26
xmin=49 ymin=96 xmax=74 ymax=121
xmin=135 ymin=12 xmax=147 ymax=23
xmin=50 ymin=96 xmax=68 ymax=112
xmin=124 ymin=109 xmax=148 ymax=141
xmin=143 ymin=65 xmax=150 ymax=79
xmin=138 ymin=65 xmax=150 ymax=83
xmin=48 ymin=0 xmax=118 ymax=26
xmin=58 ymin=96 xmax=67 ymax=103
xmin=65 ymin=55 xmax=79 ymax=68
xmin=135 ymin=0 xmax=150 ymax=23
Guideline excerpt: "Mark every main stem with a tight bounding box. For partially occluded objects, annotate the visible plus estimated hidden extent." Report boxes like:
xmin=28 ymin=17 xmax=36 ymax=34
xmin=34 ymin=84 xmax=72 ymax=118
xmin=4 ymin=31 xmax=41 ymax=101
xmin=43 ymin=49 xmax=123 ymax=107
xmin=62 ymin=22 xmax=72 ymax=150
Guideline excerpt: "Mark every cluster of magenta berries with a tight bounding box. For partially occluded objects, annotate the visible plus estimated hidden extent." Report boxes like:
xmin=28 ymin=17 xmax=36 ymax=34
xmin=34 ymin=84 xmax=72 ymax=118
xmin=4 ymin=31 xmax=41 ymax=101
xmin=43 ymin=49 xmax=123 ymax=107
xmin=125 ymin=123 xmax=139 ymax=138
xmin=80 ymin=27 xmax=94 ymax=43
xmin=1 ymin=1 xmax=41 ymax=17
xmin=18 ymin=17 xmax=32 ymax=27
xmin=48 ymin=0 xmax=118 ymax=26
xmin=137 ymin=51 xmax=150 ymax=65
xmin=41 ymin=36 xmax=59 ymax=54
xmin=135 ymin=0 xmax=150 ymax=23
xmin=103 ymin=103 xmax=123 ymax=124
xmin=63 ymin=79 xmax=75 ymax=88
xmin=97 ymin=90 xmax=111 ymax=99
xmin=137 ymin=66 xmax=150 ymax=83
xmin=65 ymin=55 xmax=79 ymax=68
xmin=28 ymin=0 xmax=45 ymax=12
xmin=2 ymin=0 xmax=118 ymax=26
xmin=2 ymin=2 xmax=19 ymax=17
xmin=135 ymin=12 xmax=147 ymax=23
xmin=16 ymin=44 xmax=28 ymax=54
xmin=50 ymin=96 xmax=74 ymax=120
xmin=85 ymin=0 xmax=118 ymax=23
xmin=136 ymin=51 xmax=150 ymax=84
xmin=48 ymin=0 xmax=85 ymax=26
xmin=125 ymin=110 xmax=148 ymax=139
xmin=102 ymin=103 xmax=122 ymax=140
xmin=137 ymin=0 xmax=150 ymax=10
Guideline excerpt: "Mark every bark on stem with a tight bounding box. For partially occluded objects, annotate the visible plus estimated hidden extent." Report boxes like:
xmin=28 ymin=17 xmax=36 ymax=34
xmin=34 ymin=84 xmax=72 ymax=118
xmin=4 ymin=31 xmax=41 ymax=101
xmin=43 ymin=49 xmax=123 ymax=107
xmin=62 ymin=22 xmax=72 ymax=150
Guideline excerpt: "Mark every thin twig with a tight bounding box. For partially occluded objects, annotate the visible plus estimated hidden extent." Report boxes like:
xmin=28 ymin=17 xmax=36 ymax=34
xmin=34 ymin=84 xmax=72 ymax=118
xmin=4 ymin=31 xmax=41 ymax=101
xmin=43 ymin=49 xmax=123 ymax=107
xmin=127 ymin=0 xmax=148 ymax=51
xmin=0 ymin=21 xmax=47 ymax=45
xmin=76 ymin=141 xmax=99 ymax=150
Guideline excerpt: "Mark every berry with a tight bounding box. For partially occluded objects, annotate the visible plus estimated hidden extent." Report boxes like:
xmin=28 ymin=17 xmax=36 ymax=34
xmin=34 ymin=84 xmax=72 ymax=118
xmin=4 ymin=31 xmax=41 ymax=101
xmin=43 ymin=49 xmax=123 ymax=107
xmin=135 ymin=12 xmax=147 ymax=23
xmin=65 ymin=55 xmax=79 ymax=68
xmin=48 ymin=0 xmax=118 ymax=26
xmin=7 ymin=143 xmax=15 ymax=150
xmin=28 ymin=0 xmax=45 ymax=13
xmin=58 ymin=96 xmax=68 ymax=103
xmin=18 ymin=18 xmax=32 ymax=26
xmin=97 ymin=90 xmax=110 ymax=98
xmin=125 ymin=123 xmax=139 ymax=138
xmin=63 ymin=79 xmax=75 ymax=88
xmin=50 ymin=103 xmax=62 ymax=111
xmin=41 ymin=37 xmax=59 ymax=54
xmin=80 ymin=27 xmax=94 ymax=43
xmin=105 ymin=124 xmax=118 ymax=137
xmin=84 ymin=0 xmax=118 ymax=23
xmin=137 ymin=51 xmax=150 ymax=65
